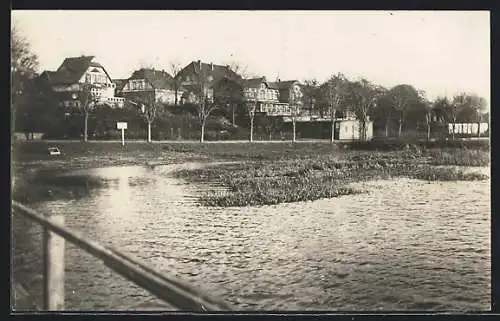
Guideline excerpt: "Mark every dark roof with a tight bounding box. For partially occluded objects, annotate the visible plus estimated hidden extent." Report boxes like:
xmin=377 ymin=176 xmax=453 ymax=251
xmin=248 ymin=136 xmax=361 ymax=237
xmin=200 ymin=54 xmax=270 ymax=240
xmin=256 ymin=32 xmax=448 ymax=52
xmin=52 ymin=56 xmax=95 ymax=84
xmin=89 ymin=61 xmax=104 ymax=68
xmin=243 ymin=77 xmax=267 ymax=89
xmin=179 ymin=60 xmax=243 ymax=85
xmin=48 ymin=55 xmax=114 ymax=85
xmin=128 ymin=68 xmax=175 ymax=90
xmin=268 ymin=80 xmax=298 ymax=90
xmin=39 ymin=70 xmax=58 ymax=84
xmin=112 ymin=79 xmax=127 ymax=91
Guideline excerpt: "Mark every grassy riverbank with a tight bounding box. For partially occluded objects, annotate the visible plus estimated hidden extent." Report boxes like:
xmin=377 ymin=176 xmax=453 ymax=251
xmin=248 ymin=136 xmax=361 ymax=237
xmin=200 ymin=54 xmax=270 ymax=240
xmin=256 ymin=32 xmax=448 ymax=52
xmin=12 ymin=140 xmax=489 ymax=205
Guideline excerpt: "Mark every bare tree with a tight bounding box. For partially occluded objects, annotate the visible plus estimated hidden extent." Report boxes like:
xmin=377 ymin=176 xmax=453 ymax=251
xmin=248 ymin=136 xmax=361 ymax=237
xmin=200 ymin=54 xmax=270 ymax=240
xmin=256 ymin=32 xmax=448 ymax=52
xmin=247 ymin=100 xmax=258 ymax=142
xmin=128 ymin=93 xmax=159 ymax=143
xmin=11 ymin=26 xmax=39 ymax=79
xmin=422 ymin=99 xmax=434 ymax=141
xmin=227 ymin=60 xmax=250 ymax=79
xmin=347 ymin=79 xmax=380 ymax=141
xmin=260 ymin=115 xmax=278 ymax=141
xmin=432 ymin=96 xmax=452 ymax=140
xmin=11 ymin=25 xmax=39 ymax=135
xmin=77 ymin=83 xmax=101 ymax=142
xmin=191 ymin=66 xmax=217 ymax=143
xmin=321 ymin=73 xmax=349 ymax=143
xmin=301 ymin=79 xmax=320 ymax=114
xmin=289 ymin=87 xmax=303 ymax=143
xmin=168 ymin=61 xmax=182 ymax=106
xmin=466 ymin=94 xmax=488 ymax=138
xmin=213 ymin=77 xmax=243 ymax=127
xmin=449 ymin=93 xmax=469 ymax=140
xmin=388 ymin=84 xmax=422 ymax=137
xmin=290 ymin=106 xmax=298 ymax=142
xmin=226 ymin=61 xmax=251 ymax=125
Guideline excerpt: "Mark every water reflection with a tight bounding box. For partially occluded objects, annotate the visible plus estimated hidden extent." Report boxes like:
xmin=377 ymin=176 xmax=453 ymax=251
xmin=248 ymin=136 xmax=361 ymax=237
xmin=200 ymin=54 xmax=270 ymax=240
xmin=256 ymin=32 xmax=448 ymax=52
xmin=12 ymin=163 xmax=490 ymax=311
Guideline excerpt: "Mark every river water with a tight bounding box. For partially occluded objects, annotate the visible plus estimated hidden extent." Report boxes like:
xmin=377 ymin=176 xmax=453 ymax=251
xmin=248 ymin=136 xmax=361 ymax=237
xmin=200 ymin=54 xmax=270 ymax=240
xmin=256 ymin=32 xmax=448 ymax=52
xmin=12 ymin=163 xmax=490 ymax=311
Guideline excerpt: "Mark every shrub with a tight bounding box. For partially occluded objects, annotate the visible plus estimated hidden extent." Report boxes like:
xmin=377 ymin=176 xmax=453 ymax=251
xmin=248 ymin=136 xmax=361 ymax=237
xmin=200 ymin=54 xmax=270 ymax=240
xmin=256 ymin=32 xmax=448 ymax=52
xmin=346 ymin=138 xmax=489 ymax=151
xmin=411 ymin=166 xmax=489 ymax=181
xmin=424 ymin=148 xmax=489 ymax=166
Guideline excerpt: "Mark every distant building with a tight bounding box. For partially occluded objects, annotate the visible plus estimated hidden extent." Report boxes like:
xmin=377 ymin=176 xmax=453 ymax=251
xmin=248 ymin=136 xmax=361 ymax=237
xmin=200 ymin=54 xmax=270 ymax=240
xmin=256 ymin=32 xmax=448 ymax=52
xmin=268 ymin=80 xmax=303 ymax=105
xmin=121 ymin=68 xmax=182 ymax=106
xmin=448 ymin=123 xmax=489 ymax=136
xmin=242 ymin=77 xmax=290 ymax=115
xmin=177 ymin=60 xmax=242 ymax=104
xmin=40 ymin=55 xmax=125 ymax=108
xmin=334 ymin=119 xmax=373 ymax=141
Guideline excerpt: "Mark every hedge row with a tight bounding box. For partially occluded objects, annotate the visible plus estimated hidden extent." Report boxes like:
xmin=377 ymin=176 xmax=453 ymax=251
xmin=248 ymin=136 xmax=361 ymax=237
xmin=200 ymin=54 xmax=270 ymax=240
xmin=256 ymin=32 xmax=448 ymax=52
xmin=345 ymin=138 xmax=490 ymax=151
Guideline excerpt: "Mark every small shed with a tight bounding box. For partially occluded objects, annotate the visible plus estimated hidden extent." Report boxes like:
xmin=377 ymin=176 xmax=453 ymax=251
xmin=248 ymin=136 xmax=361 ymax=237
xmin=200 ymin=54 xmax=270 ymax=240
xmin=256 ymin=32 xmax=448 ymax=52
xmin=334 ymin=119 xmax=373 ymax=141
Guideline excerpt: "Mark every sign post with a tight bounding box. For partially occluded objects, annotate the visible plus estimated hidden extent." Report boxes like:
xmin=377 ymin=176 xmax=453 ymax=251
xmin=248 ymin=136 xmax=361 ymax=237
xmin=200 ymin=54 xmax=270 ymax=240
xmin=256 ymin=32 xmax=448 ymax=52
xmin=117 ymin=122 xmax=128 ymax=146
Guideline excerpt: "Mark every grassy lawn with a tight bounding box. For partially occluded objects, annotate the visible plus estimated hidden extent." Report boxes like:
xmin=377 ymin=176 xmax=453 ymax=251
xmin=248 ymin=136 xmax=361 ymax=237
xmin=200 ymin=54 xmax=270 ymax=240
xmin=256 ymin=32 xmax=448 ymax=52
xmin=11 ymin=140 xmax=490 ymax=206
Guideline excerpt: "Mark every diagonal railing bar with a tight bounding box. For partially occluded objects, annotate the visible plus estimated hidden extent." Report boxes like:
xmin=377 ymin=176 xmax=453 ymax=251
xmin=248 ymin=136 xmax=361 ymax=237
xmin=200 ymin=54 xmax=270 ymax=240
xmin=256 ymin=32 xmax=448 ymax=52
xmin=12 ymin=201 xmax=233 ymax=312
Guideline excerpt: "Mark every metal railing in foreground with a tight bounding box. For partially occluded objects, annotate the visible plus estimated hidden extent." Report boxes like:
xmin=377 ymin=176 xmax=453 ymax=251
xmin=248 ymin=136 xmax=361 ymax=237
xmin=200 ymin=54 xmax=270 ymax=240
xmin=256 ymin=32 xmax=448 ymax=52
xmin=11 ymin=201 xmax=233 ymax=312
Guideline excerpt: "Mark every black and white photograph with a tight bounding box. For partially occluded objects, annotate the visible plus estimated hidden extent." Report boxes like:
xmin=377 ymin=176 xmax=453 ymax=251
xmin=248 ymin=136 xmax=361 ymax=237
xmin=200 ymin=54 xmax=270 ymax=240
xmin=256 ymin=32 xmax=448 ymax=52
xmin=11 ymin=10 xmax=490 ymax=312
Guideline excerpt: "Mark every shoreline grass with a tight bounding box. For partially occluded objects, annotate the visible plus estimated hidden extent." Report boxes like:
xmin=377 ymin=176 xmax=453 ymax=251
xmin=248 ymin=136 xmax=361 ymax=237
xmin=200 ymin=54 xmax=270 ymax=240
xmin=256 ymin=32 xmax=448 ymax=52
xmin=173 ymin=152 xmax=489 ymax=207
xmin=12 ymin=141 xmax=489 ymax=206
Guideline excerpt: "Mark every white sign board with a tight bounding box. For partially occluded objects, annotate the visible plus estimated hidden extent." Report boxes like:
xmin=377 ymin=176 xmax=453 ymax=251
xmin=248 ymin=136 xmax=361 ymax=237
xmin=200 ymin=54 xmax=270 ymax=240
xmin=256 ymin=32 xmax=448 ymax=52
xmin=117 ymin=122 xmax=128 ymax=130
xmin=117 ymin=122 xmax=128 ymax=146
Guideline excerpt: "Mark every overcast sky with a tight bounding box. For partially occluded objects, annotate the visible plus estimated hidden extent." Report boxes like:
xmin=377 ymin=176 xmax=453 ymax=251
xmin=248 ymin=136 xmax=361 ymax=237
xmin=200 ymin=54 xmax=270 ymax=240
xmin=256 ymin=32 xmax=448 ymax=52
xmin=12 ymin=10 xmax=490 ymax=105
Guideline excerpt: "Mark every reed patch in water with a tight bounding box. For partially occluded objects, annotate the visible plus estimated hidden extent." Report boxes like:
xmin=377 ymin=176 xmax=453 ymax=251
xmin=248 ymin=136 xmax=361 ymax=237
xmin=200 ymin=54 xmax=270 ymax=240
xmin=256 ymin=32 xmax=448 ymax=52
xmin=174 ymin=153 xmax=488 ymax=207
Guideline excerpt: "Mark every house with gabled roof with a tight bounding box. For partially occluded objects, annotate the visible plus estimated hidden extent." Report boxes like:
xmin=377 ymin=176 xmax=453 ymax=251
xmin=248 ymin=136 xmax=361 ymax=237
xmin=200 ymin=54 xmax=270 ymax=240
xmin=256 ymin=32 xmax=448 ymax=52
xmin=241 ymin=77 xmax=293 ymax=116
xmin=268 ymin=79 xmax=303 ymax=106
xmin=121 ymin=68 xmax=182 ymax=106
xmin=177 ymin=60 xmax=242 ymax=104
xmin=38 ymin=55 xmax=124 ymax=109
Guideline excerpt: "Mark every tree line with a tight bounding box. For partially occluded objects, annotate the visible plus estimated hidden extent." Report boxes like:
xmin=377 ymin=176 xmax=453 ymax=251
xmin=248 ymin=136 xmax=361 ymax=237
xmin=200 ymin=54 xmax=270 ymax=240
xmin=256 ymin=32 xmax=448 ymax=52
xmin=301 ymin=74 xmax=488 ymax=142
xmin=12 ymin=25 xmax=488 ymax=142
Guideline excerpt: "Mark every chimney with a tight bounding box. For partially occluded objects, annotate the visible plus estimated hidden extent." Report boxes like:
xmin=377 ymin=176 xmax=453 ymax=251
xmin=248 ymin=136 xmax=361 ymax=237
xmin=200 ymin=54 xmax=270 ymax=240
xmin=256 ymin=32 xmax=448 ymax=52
xmin=197 ymin=60 xmax=201 ymax=69
xmin=209 ymin=62 xmax=214 ymax=71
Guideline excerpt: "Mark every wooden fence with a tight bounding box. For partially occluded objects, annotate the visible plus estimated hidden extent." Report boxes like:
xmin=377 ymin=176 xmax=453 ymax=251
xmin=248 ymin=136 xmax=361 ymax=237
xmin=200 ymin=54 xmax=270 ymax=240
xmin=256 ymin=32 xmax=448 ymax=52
xmin=11 ymin=201 xmax=233 ymax=312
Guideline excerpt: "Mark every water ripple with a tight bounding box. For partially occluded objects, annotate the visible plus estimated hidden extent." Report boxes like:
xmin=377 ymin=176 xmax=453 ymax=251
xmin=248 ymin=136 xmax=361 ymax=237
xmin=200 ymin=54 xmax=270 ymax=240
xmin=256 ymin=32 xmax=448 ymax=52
xmin=12 ymin=164 xmax=490 ymax=311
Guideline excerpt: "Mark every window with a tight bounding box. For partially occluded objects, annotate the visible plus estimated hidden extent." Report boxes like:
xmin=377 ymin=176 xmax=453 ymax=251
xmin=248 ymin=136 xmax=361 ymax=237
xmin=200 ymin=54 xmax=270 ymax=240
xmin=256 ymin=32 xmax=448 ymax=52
xmin=85 ymin=74 xmax=91 ymax=83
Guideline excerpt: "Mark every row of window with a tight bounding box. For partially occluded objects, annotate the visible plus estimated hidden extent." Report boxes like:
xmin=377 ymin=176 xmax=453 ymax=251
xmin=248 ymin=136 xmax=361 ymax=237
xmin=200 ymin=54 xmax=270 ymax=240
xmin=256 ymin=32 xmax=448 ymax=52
xmin=127 ymin=79 xmax=147 ymax=90
xmin=85 ymin=73 xmax=108 ymax=84
xmin=262 ymin=104 xmax=300 ymax=115
xmin=106 ymin=97 xmax=125 ymax=103
xmin=448 ymin=123 xmax=488 ymax=134
xmin=244 ymin=89 xmax=279 ymax=101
